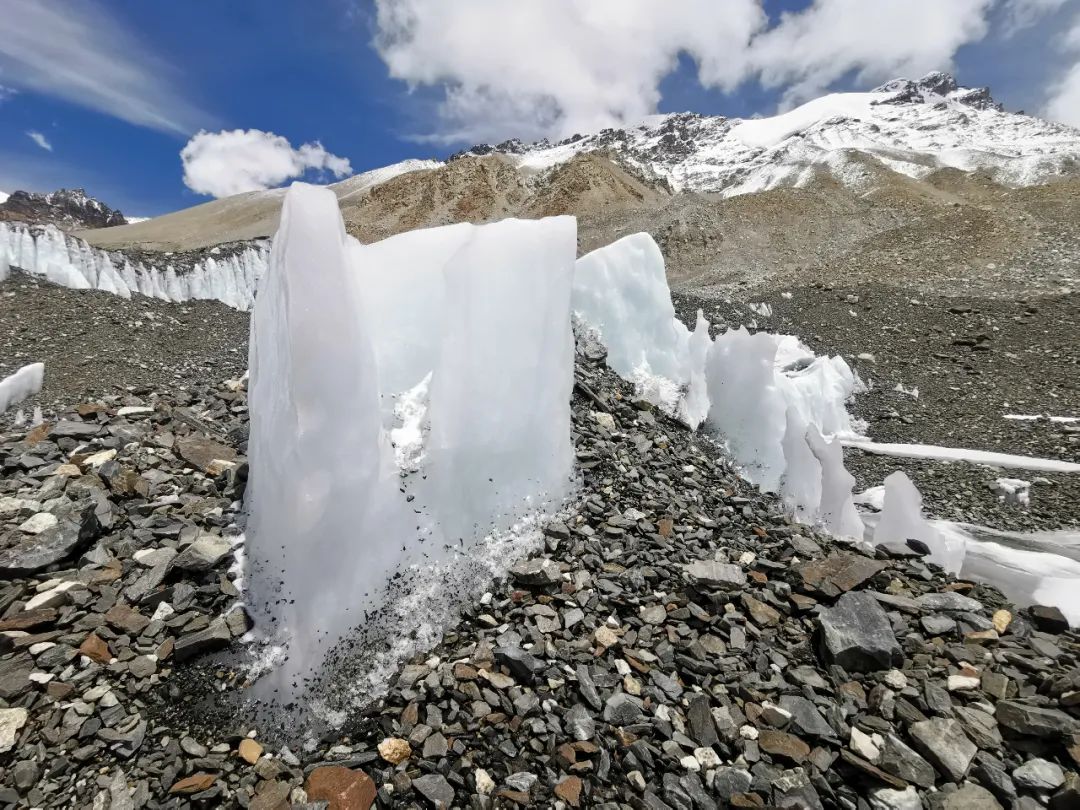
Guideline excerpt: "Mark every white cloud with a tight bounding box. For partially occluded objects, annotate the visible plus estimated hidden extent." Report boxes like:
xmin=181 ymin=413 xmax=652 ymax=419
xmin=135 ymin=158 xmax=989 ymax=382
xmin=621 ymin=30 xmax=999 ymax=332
xmin=1001 ymin=0 xmax=1069 ymax=36
xmin=25 ymin=131 xmax=52 ymax=152
xmin=1044 ymin=15 xmax=1080 ymax=127
xmin=0 ymin=0 xmax=207 ymax=133
xmin=181 ymin=129 xmax=353 ymax=198
xmin=371 ymin=0 xmax=1004 ymax=143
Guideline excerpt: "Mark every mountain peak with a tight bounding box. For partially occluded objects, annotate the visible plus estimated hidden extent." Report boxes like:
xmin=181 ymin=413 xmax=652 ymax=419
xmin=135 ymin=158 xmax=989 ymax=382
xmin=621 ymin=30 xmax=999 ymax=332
xmin=0 ymin=187 xmax=128 ymax=230
xmin=872 ymin=71 xmax=1002 ymax=111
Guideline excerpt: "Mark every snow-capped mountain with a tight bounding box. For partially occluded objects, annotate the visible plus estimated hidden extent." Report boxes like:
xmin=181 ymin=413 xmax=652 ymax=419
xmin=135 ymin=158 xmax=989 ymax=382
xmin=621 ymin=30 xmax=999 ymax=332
xmin=456 ymin=72 xmax=1078 ymax=197
xmin=0 ymin=187 xmax=129 ymax=229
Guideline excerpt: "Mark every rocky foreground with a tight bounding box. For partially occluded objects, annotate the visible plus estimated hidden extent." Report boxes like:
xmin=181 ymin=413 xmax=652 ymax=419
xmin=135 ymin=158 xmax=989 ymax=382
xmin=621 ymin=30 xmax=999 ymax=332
xmin=1 ymin=331 xmax=1079 ymax=810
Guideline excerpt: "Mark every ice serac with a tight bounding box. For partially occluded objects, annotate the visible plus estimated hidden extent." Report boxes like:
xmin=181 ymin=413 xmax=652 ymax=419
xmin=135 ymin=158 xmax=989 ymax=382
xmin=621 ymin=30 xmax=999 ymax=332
xmin=573 ymin=233 xmax=694 ymax=415
xmin=0 ymin=363 xmax=44 ymax=414
xmin=875 ymin=471 xmax=964 ymax=573
xmin=246 ymin=185 xmax=577 ymax=697
xmin=246 ymin=183 xmax=397 ymax=693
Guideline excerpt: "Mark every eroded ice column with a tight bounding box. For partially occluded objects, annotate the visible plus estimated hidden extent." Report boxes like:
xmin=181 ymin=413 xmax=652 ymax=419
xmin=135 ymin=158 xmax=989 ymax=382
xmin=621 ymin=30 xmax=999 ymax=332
xmin=875 ymin=471 xmax=964 ymax=572
xmin=246 ymin=183 xmax=405 ymax=693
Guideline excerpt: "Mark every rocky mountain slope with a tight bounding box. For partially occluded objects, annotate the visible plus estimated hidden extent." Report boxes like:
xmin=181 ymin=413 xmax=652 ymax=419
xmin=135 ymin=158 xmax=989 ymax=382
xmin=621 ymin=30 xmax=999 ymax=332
xmin=0 ymin=189 xmax=129 ymax=230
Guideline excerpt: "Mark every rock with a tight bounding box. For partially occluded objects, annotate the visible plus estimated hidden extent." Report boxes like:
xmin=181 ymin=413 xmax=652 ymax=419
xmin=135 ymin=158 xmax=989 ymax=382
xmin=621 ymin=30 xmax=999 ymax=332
xmin=48 ymin=420 xmax=102 ymax=439
xmin=378 ymin=737 xmax=411 ymax=764
xmin=306 ymin=765 xmax=376 ymax=810
xmin=758 ymin=729 xmax=810 ymax=763
xmin=170 ymin=534 xmax=233 ymax=572
xmin=79 ymin=632 xmax=112 ymax=664
xmin=778 ymin=695 xmax=835 ymax=740
xmin=0 ymin=607 xmax=58 ymax=631
xmin=869 ymin=786 xmax=921 ymax=810
xmin=878 ymin=733 xmax=936 ymax=788
xmin=238 ymin=738 xmax=263 ymax=764
xmin=1013 ymin=758 xmax=1065 ymax=790
xmin=173 ymin=617 xmax=231 ymax=662
xmin=475 ymin=768 xmax=495 ymax=796
xmin=169 ymin=773 xmax=217 ymax=794
xmin=565 ymin=704 xmax=596 ymax=741
xmin=742 ymin=594 xmax=781 ymax=626
xmin=941 ymin=784 xmax=1003 ymax=810
xmin=796 ymin=553 xmax=886 ymax=597
xmin=554 ymin=776 xmax=583 ymax=807
xmin=603 ymin=693 xmax=644 ymax=725
xmin=18 ymin=512 xmax=58 ymax=534
xmin=817 ymin=591 xmax=903 ymax=672
xmin=996 ymin=700 xmax=1078 ymax=736
xmin=686 ymin=694 xmax=718 ymax=746
xmin=175 ymin=436 xmax=237 ymax=473
xmin=412 ymin=773 xmax=454 ymax=808
xmin=0 ymin=707 xmax=28 ymax=753
xmin=494 ymin=645 xmax=543 ymax=681
xmin=992 ymin=609 xmax=1012 ymax=634
xmin=917 ymin=592 xmax=983 ymax=612
xmin=105 ymin=604 xmax=150 ymax=635
xmin=909 ymin=718 xmax=977 ymax=782
xmin=509 ymin=557 xmax=561 ymax=586
xmin=0 ymin=500 xmax=101 ymax=576
xmin=1029 ymin=604 xmax=1070 ymax=634
xmin=682 ymin=560 xmax=746 ymax=588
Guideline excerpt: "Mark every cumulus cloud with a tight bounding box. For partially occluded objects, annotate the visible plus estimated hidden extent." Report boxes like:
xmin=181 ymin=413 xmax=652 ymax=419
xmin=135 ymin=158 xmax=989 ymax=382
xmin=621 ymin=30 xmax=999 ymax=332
xmin=1044 ymin=15 xmax=1080 ymax=127
xmin=25 ymin=130 xmax=52 ymax=151
xmin=0 ymin=0 xmax=207 ymax=133
xmin=371 ymin=0 xmax=1007 ymax=143
xmin=181 ymin=129 xmax=353 ymax=198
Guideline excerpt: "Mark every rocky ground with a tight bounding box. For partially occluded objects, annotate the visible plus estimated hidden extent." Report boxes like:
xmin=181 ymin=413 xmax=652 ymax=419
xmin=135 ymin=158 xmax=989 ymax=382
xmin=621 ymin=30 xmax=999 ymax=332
xmin=2 ymin=276 xmax=1080 ymax=808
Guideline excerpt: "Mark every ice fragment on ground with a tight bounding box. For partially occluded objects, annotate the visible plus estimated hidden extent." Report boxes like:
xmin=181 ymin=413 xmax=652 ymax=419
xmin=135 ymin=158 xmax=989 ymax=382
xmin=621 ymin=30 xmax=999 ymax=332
xmin=875 ymin=471 xmax=964 ymax=573
xmin=992 ymin=477 xmax=1031 ymax=506
xmin=0 ymin=363 xmax=44 ymax=414
xmin=842 ymin=439 xmax=1080 ymax=473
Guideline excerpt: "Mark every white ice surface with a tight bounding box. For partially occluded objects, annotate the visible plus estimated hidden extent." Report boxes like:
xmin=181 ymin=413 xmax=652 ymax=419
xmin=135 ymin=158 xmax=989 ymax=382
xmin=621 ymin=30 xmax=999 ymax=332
xmin=874 ymin=471 xmax=964 ymax=573
xmin=842 ymin=439 xmax=1080 ymax=473
xmin=246 ymin=185 xmax=576 ymax=698
xmin=0 ymin=363 xmax=44 ymax=414
xmin=1004 ymin=414 xmax=1080 ymax=423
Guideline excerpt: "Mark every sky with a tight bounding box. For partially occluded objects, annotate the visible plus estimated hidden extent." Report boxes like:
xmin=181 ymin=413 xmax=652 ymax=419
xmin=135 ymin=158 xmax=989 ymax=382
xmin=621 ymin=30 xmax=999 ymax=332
xmin=0 ymin=0 xmax=1077 ymax=217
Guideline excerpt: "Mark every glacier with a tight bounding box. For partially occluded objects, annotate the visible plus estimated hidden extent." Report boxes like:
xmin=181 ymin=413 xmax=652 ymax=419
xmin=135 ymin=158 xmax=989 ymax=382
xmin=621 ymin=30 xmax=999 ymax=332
xmin=246 ymin=185 xmax=576 ymax=697
xmin=0 ymin=222 xmax=268 ymax=310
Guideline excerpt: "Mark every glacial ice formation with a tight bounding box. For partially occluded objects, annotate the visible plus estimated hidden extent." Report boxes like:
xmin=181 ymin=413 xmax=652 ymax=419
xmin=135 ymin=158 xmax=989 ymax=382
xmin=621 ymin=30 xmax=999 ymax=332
xmin=0 ymin=222 xmax=268 ymax=309
xmin=246 ymin=185 xmax=576 ymax=694
xmin=0 ymin=363 xmax=44 ymax=414
xmin=875 ymin=471 xmax=965 ymax=573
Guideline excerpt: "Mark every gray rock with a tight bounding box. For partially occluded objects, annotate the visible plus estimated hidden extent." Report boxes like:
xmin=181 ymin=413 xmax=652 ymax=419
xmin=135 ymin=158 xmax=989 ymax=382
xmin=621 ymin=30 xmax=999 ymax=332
xmin=173 ymin=618 xmax=231 ymax=662
xmin=565 ymin=704 xmax=596 ymax=741
xmin=1012 ymin=758 xmax=1065 ymax=790
xmin=0 ymin=500 xmax=101 ymax=576
xmin=817 ymin=591 xmax=903 ymax=672
xmin=916 ymin=592 xmax=983 ymax=613
xmin=603 ymin=693 xmax=644 ymax=725
xmin=49 ymin=420 xmax=102 ymax=439
xmin=686 ymin=694 xmax=718 ymax=746
xmin=921 ymin=615 xmax=956 ymax=635
xmin=494 ymin=645 xmax=542 ymax=682
xmin=869 ymin=786 xmax=921 ymax=810
xmin=682 ymin=560 xmax=746 ymax=588
xmin=713 ymin=768 xmax=752 ymax=799
xmin=413 ymin=773 xmax=454 ymax=808
xmin=778 ymin=696 xmax=835 ymax=740
xmin=909 ymin=718 xmax=977 ymax=782
xmin=954 ymin=706 xmax=1002 ymax=750
xmin=878 ymin=732 xmax=936 ymax=788
xmin=0 ymin=708 xmax=28 ymax=753
xmin=940 ymin=783 xmax=1003 ymax=810
xmin=509 ymin=557 xmax=561 ymax=586
xmin=996 ymin=700 xmax=1078 ymax=736
xmin=169 ymin=534 xmax=233 ymax=572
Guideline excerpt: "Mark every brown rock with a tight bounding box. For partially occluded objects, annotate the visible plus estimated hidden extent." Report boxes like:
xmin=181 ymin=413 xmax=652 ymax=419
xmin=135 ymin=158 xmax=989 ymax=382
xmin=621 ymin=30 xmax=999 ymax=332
xmin=554 ymin=775 xmax=583 ymax=807
xmin=169 ymin=773 xmax=217 ymax=794
xmin=741 ymin=595 xmax=781 ymax=627
xmin=838 ymin=749 xmax=908 ymax=789
xmin=658 ymin=517 xmax=673 ymax=538
xmin=796 ymin=554 xmax=886 ymax=597
xmin=238 ymin=738 xmax=263 ymax=764
xmin=306 ymin=765 xmax=376 ymax=810
xmin=176 ymin=436 xmax=237 ymax=474
xmin=78 ymin=632 xmax=112 ymax=664
xmin=758 ymin=730 xmax=810 ymax=763
xmin=0 ymin=608 xmax=58 ymax=631
xmin=378 ymin=737 xmax=411 ymax=764
xmin=104 ymin=604 xmax=149 ymax=635
xmin=992 ymin=609 xmax=1012 ymax=634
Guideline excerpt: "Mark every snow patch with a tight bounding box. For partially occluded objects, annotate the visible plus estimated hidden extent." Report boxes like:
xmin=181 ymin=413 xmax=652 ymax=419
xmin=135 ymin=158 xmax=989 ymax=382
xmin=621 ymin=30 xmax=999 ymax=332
xmin=842 ymin=439 xmax=1080 ymax=473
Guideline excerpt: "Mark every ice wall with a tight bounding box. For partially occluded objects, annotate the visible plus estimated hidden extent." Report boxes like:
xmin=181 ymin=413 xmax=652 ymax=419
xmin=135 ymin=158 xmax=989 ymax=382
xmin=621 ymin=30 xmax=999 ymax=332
xmin=0 ymin=222 xmax=268 ymax=310
xmin=246 ymin=185 xmax=576 ymax=695
xmin=0 ymin=363 xmax=44 ymax=414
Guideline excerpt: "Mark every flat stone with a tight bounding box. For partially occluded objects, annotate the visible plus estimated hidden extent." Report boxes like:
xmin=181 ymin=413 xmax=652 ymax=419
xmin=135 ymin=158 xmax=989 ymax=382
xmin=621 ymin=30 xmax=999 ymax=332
xmin=306 ymin=765 xmax=376 ymax=810
xmin=79 ymin=632 xmax=112 ymax=664
xmin=916 ymin=592 xmax=983 ymax=613
xmin=941 ymin=784 xmax=1003 ymax=810
xmin=758 ymin=729 xmax=810 ymax=763
xmin=1012 ymin=758 xmax=1065 ymax=790
xmin=996 ymin=700 xmax=1078 ymax=736
xmin=778 ymin=695 xmax=835 ymax=740
xmin=48 ymin=420 xmax=102 ymax=439
xmin=509 ymin=557 xmax=560 ymax=586
xmin=169 ymin=773 xmax=216 ymax=795
xmin=742 ymin=594 xmax=781 ymax=627
xmin=170 ymin=535 xmax=233 ymax=572
xmin=412 ymin=773 xmax=454 ymax=809
xmin=18 ymin=512 xmax=58 ymax=535
xmin=175 ymin=436 xmax=237 ymax=473
xmin=554 ymin=776 xmax=582 ymax=807
xmin=494 ymin=645 xmax=543 ymax=682
xmin=565 ymin=704 xmax=596 ymax=741
xmin=0 ymin=608 xmax=58 ymax=631
xmin=796 ymin=553 xmax=886 ymax=597
xmin=1029 ymin=604 xmax=1070 ymax=634
xmin=817 ymin=591 xmax=903 ymax=673
xmin=0 ymin=500 xmax=101 ymax=576
xmin=105 ymin=604 xmax=150 ymax=635
xmin=0 ymin=708 xmax=28 ymax=753
xmin=172 ymin=618 xmax=231 ymax=662
xmin=869 ymin=786 xmax=921 ymax=810
xmin=682 ymin=560 xmax=746 ymax=588
xmin=909 ymin=718 xmax=977 ymax=782
xmin=686 ymin=694 xmax=718 ymax=746
xmin=878 ymin=733 xmax=936 ymax=788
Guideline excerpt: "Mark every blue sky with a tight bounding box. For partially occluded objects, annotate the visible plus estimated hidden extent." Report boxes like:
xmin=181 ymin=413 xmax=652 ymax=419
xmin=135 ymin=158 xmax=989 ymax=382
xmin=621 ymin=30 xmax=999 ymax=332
xmin=0 ymin=0 xmax=1077 ymax=217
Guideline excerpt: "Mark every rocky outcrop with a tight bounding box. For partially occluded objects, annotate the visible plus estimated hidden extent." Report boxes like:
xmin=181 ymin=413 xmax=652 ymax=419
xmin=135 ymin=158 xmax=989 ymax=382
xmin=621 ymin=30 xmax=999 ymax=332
xmin=0 ymin=188 xmax=127 ymax=229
